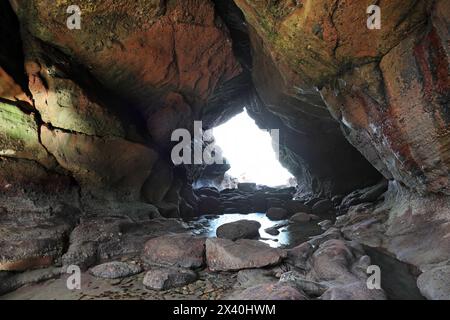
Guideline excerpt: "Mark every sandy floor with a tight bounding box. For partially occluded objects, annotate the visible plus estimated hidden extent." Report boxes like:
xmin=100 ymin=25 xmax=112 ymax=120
xmin=0 ymin=269 xmax=239 ymax=300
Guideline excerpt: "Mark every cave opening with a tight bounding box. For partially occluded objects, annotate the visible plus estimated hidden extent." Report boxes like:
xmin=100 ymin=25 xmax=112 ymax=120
xmin=212 ymin=109 xmax=294 ymax=188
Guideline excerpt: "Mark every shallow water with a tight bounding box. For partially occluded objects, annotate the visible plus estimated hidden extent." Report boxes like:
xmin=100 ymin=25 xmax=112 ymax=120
xmin=186 ymin=212 xmax=329 ymax=248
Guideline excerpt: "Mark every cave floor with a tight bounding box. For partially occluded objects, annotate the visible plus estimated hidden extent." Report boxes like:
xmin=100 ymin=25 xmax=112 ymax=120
xmin=0 ymin=269 xmax=239 ymax=300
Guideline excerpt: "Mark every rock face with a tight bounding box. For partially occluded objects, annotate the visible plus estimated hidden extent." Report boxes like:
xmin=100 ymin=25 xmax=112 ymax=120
xmin=216 ymin=220 xmax=261 ymax=241
xmin=205 ymin=238 xmax=286 ymax=271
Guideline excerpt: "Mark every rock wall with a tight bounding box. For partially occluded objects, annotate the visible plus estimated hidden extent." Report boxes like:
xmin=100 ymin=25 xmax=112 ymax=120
xmin=233 ymin=0 xmax=449 ymax=196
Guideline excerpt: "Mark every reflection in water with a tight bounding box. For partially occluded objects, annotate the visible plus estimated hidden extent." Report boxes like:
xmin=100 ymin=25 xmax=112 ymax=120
xmin=186 ymin=213 xmax=326 ymax=248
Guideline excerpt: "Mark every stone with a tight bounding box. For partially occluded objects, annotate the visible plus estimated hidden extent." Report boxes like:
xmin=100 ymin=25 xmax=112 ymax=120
xmin=318 ymin=220 xmax=333 ymax=230
xmin=232 ymin=282 xmax=308 ymax=300
xmin=143 ymin=267 xmax=197 ymax=291
xmin=27 ymin=59 xmax=124 ymax=137
xmin=264 ymin=227 xmax=280 ymax=236
xmin=89 ymin=261 xmax=142 ymax=279
xmin=41 ymin=127 xmax=159 ymax=201
xmin=216 ymin=220 xmax=261 ymax=241
xmin=289 ymin=212 xmax=311 ymax=223
xmin=236 ymin=269 xmax=277 ymax=288
xmin=0 ymin=201 xmax=80 ymax=271
xmin=62 ymin=216 xmax=184 ymax=270
xmin=320 ymin=281 xmax=386 ymax=300
xmin=0 ymin=101 xmax=55 ymax=169
xmin=284 ymin=200 xmax=310 ymax=214
xmin=205 ymin=238 xmax=286 ymax=271
xmin=279 ymin=271 xmax=328 ymax=296
xmin=308 ymin=227 xmax=342 ymax=248
xmin=237 ymin=182 xmax=257 ymax=192
xmin=311 ymin=239 xmax=357 ymax=282
xmin=0 ymin=267 xmax=62 ymax=295
xmin=142 ymin=234 xmax=206 ymax=269
xmin=311 ymin=199 xmax=333 ymax=215
xmin=417 ymin=266 xmax=450 ymax=300
xmin=266 ymin=198 xmax=284 ymax=209
xmin=266 ymin=207 xmax=288 ymax=220
xmin=286 ymin=242 xmax=313 ymax=269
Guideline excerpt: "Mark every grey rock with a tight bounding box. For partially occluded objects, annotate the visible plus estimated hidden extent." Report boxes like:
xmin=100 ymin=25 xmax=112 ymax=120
xmin=206 ymin=238 xmax=286 ymax=271
xmin=417 ymin=266 xmax=450 ymax=300
xmin=237 ymin=183 xmax=257 ymax=192
xmin=143 ymin=267 xmax=197 ymax=291
xmin=231 ymin=282 xmax=308 ymax=300
xmin=279 ymin=270 xmax=328 ymax=296
xmin=312 ymin=199 xmax=333 ymax=215
xmin=318 ymin=219 xmax=333 ymax=230
xmin=320 ymin=281 xmax=386 ymax=300
xmin=266 ymin=207 xmax=288 ymax=220
xmin=89 ymin=261 xmax=142 ymax=279
xmin=265 ymin=227 xmax=280 ymax=235
xmin=216 ymin=220 xmax=261 ymax=241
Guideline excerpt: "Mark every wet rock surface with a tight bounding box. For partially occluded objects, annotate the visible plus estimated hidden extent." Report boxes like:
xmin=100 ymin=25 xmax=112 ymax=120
xmin=216 ymin=219 xmax=261 ymax=241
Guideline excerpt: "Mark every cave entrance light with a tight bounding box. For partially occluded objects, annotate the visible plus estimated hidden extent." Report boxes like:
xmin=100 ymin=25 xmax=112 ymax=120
xmin=213 ymin=109 xmax=294 ymax=187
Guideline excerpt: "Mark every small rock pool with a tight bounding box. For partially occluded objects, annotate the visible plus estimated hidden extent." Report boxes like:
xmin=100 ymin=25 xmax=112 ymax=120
xmin=185 ymin=212 xmax=331 ymax=248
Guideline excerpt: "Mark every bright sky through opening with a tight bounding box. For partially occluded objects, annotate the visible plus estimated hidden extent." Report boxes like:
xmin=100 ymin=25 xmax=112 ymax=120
xmin=213 ymin=110 xmax=294 ymax=187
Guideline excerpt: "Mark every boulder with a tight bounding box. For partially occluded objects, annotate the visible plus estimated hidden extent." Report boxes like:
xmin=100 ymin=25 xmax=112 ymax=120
xmin=216 ymin=220 xmax=261 ymax=241
xmin=289 ymin=212 xmax=311 ymax=223
xmin=206 ymin=238 xmax=286 ymax=271
xmin=143 ymin=267 xmax=197 ymax=291
xmin=236 ymin=269 xmax=277 ymax=288
xmin=285 ymin=200 xmax=310 ymax=214
xmin=417 ymin=266 xmax=450 ymax=300
xmin=286 ymin=242 xmax=313 ymax=270
xmin=237 ymin=182 xmax=257 ymax=192
xmin=318 ymin=220 xmax=333 ymax=230
xmin=198 ymin=196 xmax=222 ymax=214
xmin=89 ymin=261 xmax=142 ymax=279
xmin=232 ymin=282 xmax=308 ymax=300
xmin=264 ymin=227 xmax=280 ymax=236
xmin=195 ymin=187 xmax=220 ymax=198
xmin=266 ymin=207 xmax=288 ymax=220
xmin=142 ymin=234 xmax=206 ymax=269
